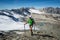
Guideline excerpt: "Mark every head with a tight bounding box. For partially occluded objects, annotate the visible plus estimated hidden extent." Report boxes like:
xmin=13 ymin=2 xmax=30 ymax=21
xmin=27 ymin=15 xmax=32 ymax=19
xmin=29 ymin=15 xmax=32 ymax=18
xmin=29 ymin=15 xmax=32 ymax=19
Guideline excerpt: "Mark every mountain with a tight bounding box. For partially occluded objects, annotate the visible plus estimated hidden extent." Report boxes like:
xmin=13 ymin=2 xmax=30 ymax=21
xmin=42 ymin=7 xmax=60 ymax=14
xmin=0 ymin=7 xmax=31 ymax=22
xmin=0 ymin=7 xmax=29 ymax=30
xmin=0 ymin=7 xmax=60 ymax=40
xmin=0 ymin=7 xmax=60 ymax=31
xmin=0 ymin=7 xmax=40 ymax=31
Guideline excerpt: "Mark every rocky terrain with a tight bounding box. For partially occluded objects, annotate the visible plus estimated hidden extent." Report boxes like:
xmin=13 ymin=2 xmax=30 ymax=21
xmin=0 ymin=30 xmax=59 ymax=40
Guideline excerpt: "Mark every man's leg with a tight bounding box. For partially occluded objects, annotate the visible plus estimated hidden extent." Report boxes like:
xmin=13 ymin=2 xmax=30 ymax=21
xmin=30 ymin=26 xmax=33 ymax=35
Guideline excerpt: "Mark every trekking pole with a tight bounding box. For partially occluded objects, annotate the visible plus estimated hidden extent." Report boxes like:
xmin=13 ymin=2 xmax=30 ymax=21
xmin=34 ymin=25 xmax=35 ymax=32
xmin=24 ymin=24 xmax=26 ymax=33
xmin=34 ymin=20 xmax=36 ymax=32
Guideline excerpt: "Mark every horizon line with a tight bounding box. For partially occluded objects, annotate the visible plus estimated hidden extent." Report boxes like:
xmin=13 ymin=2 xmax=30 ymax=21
xmin=0 ymin=6 xmax=60 ymax=10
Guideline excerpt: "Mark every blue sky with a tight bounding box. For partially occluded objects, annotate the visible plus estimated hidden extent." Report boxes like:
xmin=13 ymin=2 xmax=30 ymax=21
xmin=0 ymin=0 xmax=60 ymax=10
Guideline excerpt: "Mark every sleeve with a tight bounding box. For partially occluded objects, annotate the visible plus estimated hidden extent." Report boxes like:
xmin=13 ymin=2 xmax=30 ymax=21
xmin=32 ymin=18 xmax=35 ymax=24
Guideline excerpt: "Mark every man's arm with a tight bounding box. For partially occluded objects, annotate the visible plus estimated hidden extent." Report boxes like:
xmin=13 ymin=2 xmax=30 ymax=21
xmin=24 ymin=19 xmax=29 ymax=25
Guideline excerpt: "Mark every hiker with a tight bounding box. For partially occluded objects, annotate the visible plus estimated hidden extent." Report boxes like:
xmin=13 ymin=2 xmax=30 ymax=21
xmin=24 ymin=15 xmax=35 ymax=35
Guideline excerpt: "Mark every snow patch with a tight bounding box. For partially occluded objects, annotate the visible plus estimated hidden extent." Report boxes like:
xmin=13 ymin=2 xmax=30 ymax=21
xmin=29 ymin=9 xmax=44 ymax=14
xmin=3 ymin=12 xmax=10 ymax=15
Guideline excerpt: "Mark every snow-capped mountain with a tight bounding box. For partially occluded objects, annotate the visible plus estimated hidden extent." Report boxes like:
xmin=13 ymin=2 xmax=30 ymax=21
xmin=0 ymin=8 xmax=39 ymax=31
xmin=0 ymin=7 xmax=60 ymax=31
xmin=0 ymin=8 xmax=31 ymax=22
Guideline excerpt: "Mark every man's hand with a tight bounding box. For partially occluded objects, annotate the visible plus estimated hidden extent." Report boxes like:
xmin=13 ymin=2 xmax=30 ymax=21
xmin=24 ymin=22 xmax=27 ymax=25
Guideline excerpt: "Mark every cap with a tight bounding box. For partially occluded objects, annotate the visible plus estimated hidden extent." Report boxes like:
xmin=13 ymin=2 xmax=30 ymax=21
xmin=29 ymin=15 xmax=32 ymax=17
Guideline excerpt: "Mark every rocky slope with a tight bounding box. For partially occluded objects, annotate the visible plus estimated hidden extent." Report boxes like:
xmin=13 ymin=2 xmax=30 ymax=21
xmin=0 ymin=30 xmax=59 ymax=40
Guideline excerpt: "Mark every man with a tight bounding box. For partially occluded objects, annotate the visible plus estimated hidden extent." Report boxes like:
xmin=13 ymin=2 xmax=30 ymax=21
xmin=24 ymin=15 xmax=35 ymax=35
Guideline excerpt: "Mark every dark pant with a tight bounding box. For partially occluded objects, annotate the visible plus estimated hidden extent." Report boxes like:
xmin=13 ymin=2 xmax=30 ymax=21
xmin=29 ymin=24 xmax=33 ymax=35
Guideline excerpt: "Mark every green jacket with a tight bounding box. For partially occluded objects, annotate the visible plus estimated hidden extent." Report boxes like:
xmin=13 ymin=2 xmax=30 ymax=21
xmin=27 ymin=18 xmax=35 ymax=25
